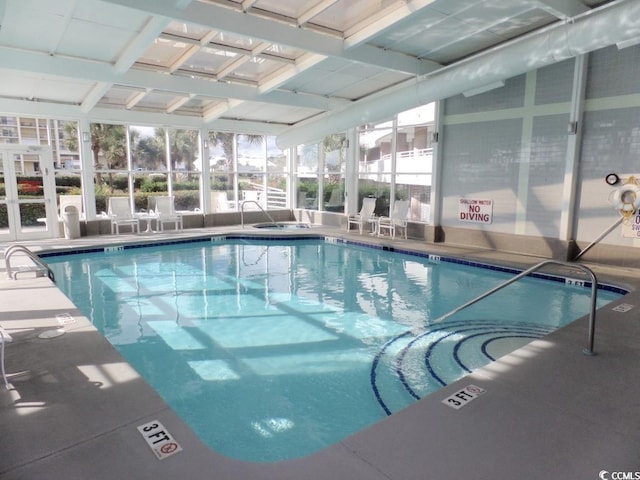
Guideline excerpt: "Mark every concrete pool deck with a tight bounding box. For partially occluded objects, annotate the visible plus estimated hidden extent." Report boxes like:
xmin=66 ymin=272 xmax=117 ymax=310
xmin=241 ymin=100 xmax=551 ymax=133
xmin=1 ymin=226 xmax=639 ymax=479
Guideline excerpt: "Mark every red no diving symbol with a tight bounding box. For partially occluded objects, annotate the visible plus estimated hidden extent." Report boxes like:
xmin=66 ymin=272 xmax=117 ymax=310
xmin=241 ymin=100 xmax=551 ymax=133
xmin=466 ymin=385 xmax=484 ymax=394
xmin=160 ymin=442 xmax=178 ymax=454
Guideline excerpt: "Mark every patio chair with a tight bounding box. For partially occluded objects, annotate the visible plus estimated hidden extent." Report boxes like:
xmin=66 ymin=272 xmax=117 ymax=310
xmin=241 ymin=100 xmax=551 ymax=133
xmin=211 ymin=191 xmax=235 ymax=212
xmin=0 ymin=325 xmax=13 ymax=389
xmin=242 ymin=190 xmax=261 ymax=209
xmin=153 ymin=196 xmax=183 ymax=231
xmin=377 ymin=199 xmax=410 ymax=239
xmin=107 ymin=197 xmax=140 ymax=234
xmin=347 ymin=197 xmax=377 ymax=234
xmin=325 ymin=188 xmax=344 ymax=212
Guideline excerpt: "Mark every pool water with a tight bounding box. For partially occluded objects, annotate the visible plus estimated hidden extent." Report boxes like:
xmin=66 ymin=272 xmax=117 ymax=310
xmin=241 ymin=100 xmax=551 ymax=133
xmin=45 ymin=238 xmax=623 ymax=462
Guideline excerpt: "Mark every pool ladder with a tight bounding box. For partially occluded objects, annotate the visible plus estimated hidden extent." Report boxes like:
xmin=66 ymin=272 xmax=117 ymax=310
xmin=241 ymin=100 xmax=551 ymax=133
xmin=240 ymin=200 xmax=276 ymax=228
xmin=4 ymin=244 xmax=55 ymax=281
xmin=433 ymin=259 xmax=599 ymax=355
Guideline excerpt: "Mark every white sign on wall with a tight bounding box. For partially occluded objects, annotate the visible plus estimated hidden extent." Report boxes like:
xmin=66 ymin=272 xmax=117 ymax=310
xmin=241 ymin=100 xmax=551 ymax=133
xmin=621 ymin=213 xmax=640 ymax=238
xmin=458 ymin=198 xmax=493 ymax=224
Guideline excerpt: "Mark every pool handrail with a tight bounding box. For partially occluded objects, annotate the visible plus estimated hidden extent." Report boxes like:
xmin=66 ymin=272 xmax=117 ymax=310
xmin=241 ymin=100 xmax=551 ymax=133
xmin=432 ymin=259 xmax=598 ymax=355
xmin=5 ymin=244 xmax=55 ymax=282
xmin=240 ymin=200 xmax=276 ymax=228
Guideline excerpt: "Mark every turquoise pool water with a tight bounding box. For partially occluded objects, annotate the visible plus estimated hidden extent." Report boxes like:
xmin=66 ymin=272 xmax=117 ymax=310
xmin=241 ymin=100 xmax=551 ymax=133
xmin=45 ymin=237 xmax=623 ymax=462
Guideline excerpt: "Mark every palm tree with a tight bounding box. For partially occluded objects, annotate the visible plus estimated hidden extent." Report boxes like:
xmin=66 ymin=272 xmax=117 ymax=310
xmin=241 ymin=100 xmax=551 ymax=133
xmin=207 ymin=131 xmax=262 ymax=172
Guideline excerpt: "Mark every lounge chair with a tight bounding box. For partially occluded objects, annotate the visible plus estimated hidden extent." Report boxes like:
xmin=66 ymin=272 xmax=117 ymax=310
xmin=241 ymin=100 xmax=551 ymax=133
xmin=153 ymin=196 xmax=183 ymax=231
xmin=377 ymin=199 xmax=409 ymax=239
xmin=106 ymin=197 xmax=140 ymax=234
xmin=347 ymin=197 xmax=377 ymax=234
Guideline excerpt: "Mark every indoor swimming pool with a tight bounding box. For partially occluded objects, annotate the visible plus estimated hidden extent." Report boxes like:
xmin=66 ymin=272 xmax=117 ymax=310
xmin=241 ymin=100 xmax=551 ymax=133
xmin=43 ymin=236 xmax=624 ymax=463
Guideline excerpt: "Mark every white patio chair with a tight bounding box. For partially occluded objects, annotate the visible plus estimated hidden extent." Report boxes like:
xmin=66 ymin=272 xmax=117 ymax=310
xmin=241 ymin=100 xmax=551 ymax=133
xmin=211 ymin=191 xmax=235 ymax=212
xmin=377 ymin=199 xmax=410 ymax=239
xmin=0 ymin=325 xmax=14 ymax=389
xmin=242 ymin=190 xmax=261 ymax=209
xmin=107 ymin=197 xmax=140 ymax=234
xmin=153 ymin=196 xmax=183 ymax=231
xmin=347 ymin=197 xmax=377 ymax=234
xmin=325 ymin=188 xmax=344 ymax=211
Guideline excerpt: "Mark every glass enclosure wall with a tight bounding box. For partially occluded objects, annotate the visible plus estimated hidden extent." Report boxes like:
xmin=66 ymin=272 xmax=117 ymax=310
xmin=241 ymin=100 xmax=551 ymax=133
xmin=358 ymin=105 xmax=434 ymax=220
xmin=0 ymin=116 xmax=81 ymax=227
xmin=295 ymin=134 xmax=347 ymax=212
xmin=0 ymin=106 xmax=435 ymax=226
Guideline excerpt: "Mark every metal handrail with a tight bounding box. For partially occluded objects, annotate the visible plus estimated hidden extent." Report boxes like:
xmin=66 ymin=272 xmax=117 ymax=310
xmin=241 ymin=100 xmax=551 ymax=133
xmin=240 ymin=200 xmax=276 ymax=228
xmin=4 ymin=244 xmax=55 ymax=282
xmin=432 ymin=259 xmax=598 ymax=355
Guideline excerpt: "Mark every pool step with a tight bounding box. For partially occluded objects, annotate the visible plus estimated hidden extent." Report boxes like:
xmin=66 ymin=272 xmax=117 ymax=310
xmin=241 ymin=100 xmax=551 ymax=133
xmin=371 ymin=320 xmax=555 ymax=415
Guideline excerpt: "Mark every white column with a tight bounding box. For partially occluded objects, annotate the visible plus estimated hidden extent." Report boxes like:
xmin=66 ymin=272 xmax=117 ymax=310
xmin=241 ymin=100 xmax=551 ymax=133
xmin=79 ymin=118 xmax=97 ymax=219
xmin=559 ymin=54 xmax=588 ymax=241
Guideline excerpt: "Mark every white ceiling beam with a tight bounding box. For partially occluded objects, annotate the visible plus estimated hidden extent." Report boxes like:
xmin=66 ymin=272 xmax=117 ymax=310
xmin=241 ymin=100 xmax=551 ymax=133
xmin=344 ymin=0 xmax=438 ymax=49
xmin=0 ymin=46 xmax=343 ymax=110
xmin=258 ymin=53 xmax=326 ymax=94
xmin=216 ymin=56 xmax=250 ymax=80
xmin=203 ymin=99 xmax=242 ymax=122
xmin=0 ymin=97 xmax=288 ymax=134
xmin=534 ymin=0 xmax=589 ymax=19
xmin=80 ymin=82 xmax=111 ymax=113
xmin=126 ymin=89 xmax=150 ymax=109
xmin=166 ymin=94 xmax=194 ymax=113
xmin=297 ymin=0 xmax=339 ymax=27
xmin=216 ymin=42 xmax=269 ymax=79
xmin=99 ymin=0 xmax=431 ymax=75
xmin=241 ymin=0 xmax=257 ymax=13
xmin=114 ymin=16 xmax=169 ymax=74
xmin=168 ymin=30 xmax=217 ymax=73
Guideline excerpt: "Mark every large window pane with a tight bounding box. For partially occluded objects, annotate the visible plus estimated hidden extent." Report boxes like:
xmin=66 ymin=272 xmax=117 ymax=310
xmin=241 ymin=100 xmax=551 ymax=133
xmin=169 ymin=128 xmax=201 ymax=211
xmin=396 ymin=123 xmax=433 ymax=223
xmin=323 ymin=135 xmax=346 ymax=213
xmin=359 ymin=124 xmax=392 ymax=216
xmin=207 ymin=131 xmax=237 ymax=212
xmin=90 ymin=123 xmax=128 ymax=214
xmin=238 ymin=134 xmax=265 ymax=207
xmin=297 ymin=143 xmax=320 ymax=210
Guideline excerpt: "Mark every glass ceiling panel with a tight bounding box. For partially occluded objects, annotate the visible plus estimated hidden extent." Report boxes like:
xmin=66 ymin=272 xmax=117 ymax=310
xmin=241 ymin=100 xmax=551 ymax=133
xmin=139 ymin=38 xmax=191 ymax=67
xmin=251 ymin=0 xmax=329 ymax=21
xmin=165 ymin=21 xmax=211 ymax=41
xmin=182 ymin=47 xmax=238 ymax=75
xmin=312 ymin=0 xmax=398 ymax=32
xmin=231 ymin=57 xmax=283 ymax=82
xmin=211 ymin=31 xmax=264 ymax=51
xmin=264 ymin=43 xmax=303 ymax=62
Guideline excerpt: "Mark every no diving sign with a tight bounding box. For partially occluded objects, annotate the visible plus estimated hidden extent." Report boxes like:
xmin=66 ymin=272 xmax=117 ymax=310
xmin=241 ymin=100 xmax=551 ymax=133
xmin=458 ymin=199 xmax=493 ymax=224
xmin=137 ymin=420 xmax=183 ymax=460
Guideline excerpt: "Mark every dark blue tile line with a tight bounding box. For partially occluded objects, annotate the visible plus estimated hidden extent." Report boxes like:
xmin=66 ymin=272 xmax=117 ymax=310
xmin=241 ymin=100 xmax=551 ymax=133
xmin=38 ymin=234 xmax=629 ymax=295
xmin=371 ymin=319 xmax=553 ymax=415
xmin=336 ymin=239 xmax=629 ymax=295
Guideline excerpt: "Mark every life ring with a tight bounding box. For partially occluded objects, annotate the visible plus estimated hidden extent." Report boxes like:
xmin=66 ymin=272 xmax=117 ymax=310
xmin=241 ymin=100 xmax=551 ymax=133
xmin=610 ymin=176 xmax=640 ymax=220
